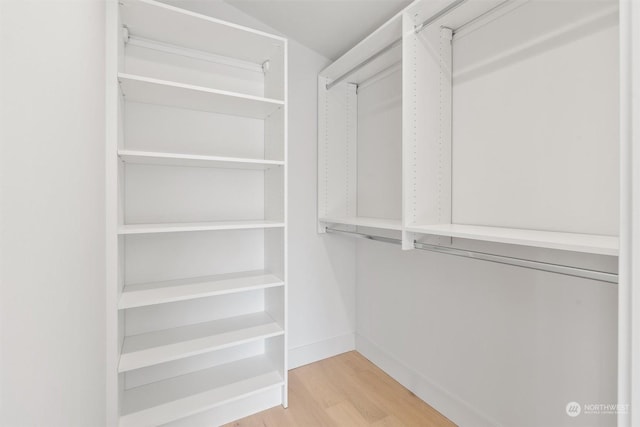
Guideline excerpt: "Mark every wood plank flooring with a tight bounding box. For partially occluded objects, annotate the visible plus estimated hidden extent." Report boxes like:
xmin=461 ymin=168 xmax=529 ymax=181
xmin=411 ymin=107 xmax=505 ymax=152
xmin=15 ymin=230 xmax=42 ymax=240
xmin=224 ymin=351 xmax=456 ymax=427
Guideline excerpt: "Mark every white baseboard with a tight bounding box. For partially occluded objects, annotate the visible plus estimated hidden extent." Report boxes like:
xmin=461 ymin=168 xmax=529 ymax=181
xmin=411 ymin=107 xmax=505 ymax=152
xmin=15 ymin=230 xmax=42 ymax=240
xmin=288 ymin=333 xmax=355 ymax=369
xmin=356 ymin=334 xmax=502 ymax=427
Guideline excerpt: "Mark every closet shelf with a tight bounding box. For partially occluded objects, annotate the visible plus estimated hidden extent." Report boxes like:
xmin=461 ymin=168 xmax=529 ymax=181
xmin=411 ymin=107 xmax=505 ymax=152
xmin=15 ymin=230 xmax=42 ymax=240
xmin=121 ymin=0 xmax=285 ymax=65
xmin=118 ymin=73 xmax=284 ymax=119
xmin=405 ymin=224 xmax=618 ymax=256
xmin=321 ymin=13 xmax=402 ymax=86
xmin=118 ymin=150 xmax=284 ymax=170
xmin=119 ymin=355 xmax=283 ymax=427
xmin=118 ymin=220 xmax=285 ymax=235
xmin=119 ymin=270 xmax=284 ymax=309
xmin=320 ymin=216 xmax=402 ymax=231
xmin=118 ymin=312 xmax=283 ymax=372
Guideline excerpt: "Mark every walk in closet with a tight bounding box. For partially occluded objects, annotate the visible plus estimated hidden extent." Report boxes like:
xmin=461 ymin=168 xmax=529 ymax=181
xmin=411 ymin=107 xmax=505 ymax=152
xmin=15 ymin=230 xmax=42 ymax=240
xmin=106 ymin=0 xmax=288 ymax=425
xmin=2 ymin=0 xmax=638 ymax=425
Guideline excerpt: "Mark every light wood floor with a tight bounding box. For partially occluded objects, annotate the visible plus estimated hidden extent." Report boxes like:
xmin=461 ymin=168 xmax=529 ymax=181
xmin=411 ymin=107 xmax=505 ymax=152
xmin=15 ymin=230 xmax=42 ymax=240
xmin=224 ymin=351 xmax=456 ymax=427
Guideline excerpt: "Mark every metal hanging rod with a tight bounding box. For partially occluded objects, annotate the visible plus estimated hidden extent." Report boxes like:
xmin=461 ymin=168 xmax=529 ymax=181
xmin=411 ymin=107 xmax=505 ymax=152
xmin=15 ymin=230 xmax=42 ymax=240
xmin=325 ymin=227 xmax=618 ymax=284
xmin=452 ymin=0 xmax=519 ymax=37
xmin=413 ymin=0 xmax=469 ymax=34
xmin=325 ymin=38 xmax=402 ymax=90
xmin=123 ymin=30 xmax=264 ymax=73
xmin=325 ymin=0 xmax=469 ymax=91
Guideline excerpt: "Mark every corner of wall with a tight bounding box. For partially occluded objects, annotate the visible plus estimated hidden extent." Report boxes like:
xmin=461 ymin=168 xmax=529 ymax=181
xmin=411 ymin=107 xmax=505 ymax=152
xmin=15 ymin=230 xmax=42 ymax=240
xmin=356 ymin=334 xmax=502 ymax=427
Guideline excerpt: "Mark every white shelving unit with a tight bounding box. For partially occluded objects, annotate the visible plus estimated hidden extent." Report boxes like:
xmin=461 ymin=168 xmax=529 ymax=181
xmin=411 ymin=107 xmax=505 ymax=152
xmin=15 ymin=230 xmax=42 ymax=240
xmin=318 ymin=0 xmax=620 ymax=258
xmin=317 ymin=37 xmax=403 ymax=233
xmin=106 ymin=0 xmax=287 ymax=425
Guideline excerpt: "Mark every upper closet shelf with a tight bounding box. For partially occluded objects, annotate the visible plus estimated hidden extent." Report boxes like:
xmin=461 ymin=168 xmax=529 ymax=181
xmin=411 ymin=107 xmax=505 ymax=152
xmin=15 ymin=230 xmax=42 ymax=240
xmin=119 ymin=150 xmax=284 ymax=170
xmin=118 ymin=73 xmax=284 ymax=119
xmin=320 ymin=216 xmax=402 ymax=231
xmin=320 ymin=13 xmax=402 ymax=87
xmin=119 ymin=220 xmax=285 ymax=235
xmin=405 ymin=224 xmax=618 ymax=256
xmin=120 ymin=0 xmax=285 ymax=65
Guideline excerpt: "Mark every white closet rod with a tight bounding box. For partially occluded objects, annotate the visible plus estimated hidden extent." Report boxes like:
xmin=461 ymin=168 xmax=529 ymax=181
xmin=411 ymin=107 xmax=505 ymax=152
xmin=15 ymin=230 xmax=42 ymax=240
xmin=325 ymin=227 xmax=618 ymax=284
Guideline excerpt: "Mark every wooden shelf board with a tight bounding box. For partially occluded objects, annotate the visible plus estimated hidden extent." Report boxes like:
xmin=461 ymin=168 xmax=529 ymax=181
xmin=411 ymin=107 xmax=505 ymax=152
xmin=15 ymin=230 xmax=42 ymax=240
xmin=120 ymin=270 xmax=284 ymax=309
xmin=405 ymin=223 xmax=618 ymax=256
xmin=118 ymin=150 xmax=284 ymax=170
xmin=320 ymin=216 xmax=402 ymax=231
xmin=121 ymin=0 xmax=285 ymax=65
xmin=118 ymin=73 xmax=283 ymax=119
xmin=120 ymin=355 xmax=283 ymax=427
xmin=119 ymin=312 xmax=283 ymax=372
xmin=118 ymin=220 xmax=284 ymax=235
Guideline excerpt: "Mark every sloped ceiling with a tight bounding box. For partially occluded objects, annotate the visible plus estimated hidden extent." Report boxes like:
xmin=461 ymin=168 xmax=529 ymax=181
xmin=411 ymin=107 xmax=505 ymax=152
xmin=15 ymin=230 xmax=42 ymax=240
xmin=223 ymin=0 xmax=412 ymax=60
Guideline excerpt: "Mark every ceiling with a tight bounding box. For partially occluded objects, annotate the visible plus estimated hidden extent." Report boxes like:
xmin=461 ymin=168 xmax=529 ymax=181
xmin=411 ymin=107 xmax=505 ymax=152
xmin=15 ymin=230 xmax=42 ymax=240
xmin=223 ymin=0 xmax=413 ymax=60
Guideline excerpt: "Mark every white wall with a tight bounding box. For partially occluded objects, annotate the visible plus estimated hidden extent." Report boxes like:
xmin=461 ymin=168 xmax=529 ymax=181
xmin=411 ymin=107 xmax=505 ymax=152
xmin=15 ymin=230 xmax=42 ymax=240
xmin=286 ymin=41 xmax=357 ymax=366
xmin=0 ymin=0 xmax=106 ymax=426
xmin=357 ymin=242 xmax=617 ymax=427
xmin=0 ymin=1 xmax=356 ymax=425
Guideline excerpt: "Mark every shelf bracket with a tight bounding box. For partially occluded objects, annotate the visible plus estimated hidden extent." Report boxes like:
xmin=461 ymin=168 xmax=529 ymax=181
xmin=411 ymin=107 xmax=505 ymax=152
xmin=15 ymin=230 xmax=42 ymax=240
xmin=402 ymin=231 xmax=416 ymax=250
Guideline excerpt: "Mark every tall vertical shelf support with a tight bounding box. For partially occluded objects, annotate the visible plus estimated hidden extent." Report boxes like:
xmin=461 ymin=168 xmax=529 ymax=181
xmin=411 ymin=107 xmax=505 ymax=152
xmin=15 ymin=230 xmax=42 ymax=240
xmin=106 ymin=0 xmax=287 ymax=425
xmin=317 ymin=77 xmax=358 ymax=233
xmin=402 ymin=8 xmax=453 ymax=249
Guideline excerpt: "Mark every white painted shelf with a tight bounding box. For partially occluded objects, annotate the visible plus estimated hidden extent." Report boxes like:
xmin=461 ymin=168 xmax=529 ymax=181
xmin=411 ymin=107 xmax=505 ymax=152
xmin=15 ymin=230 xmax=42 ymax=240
xmin=121 ymin=0 xmax=285 ymax=65
xmin=119 ymin=312 xmax=283 ymax=372
xmin=119 ymin=270 xmax=284 ymax=309
xmin=118 ymin=220 xmax=284 ymax=235
xmin=119 ymin=355 xmax=283 ymax=427
xmin=320 ymin=216 xmax=402 ymax=231
xmin=119 ymin=150 xmax=284 ymax=170
xmin=405 ymin=224 xmax=619 ymax=256
xmin=321 ymin=13 xmax=402 ymax=85
xmin=109 ymin=0 xmax=288 ymax=422
xmin=118 ymin=73 xmax=284 ymax=119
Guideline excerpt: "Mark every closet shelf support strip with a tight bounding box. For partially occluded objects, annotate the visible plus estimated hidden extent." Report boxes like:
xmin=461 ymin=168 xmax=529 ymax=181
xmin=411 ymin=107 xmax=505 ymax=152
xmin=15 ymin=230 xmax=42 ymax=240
xmin=324 ymin=227 xmax=618 ymax=284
